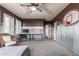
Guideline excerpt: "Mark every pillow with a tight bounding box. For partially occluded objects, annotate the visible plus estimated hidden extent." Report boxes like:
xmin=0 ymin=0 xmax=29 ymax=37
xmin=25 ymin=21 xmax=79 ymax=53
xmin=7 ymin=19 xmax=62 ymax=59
xmin=3 ymin=36 xmax=11 ymax=42
xmin=2 ymin=36 xmax=16 ymax=46
xmin=0 ymin=35 xmax=5 ymax=48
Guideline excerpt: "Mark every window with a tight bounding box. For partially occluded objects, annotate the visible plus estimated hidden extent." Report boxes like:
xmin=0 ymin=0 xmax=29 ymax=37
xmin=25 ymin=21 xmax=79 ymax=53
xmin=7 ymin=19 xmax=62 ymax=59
xmin=3 ymin=13 xmax=14 ymax=35
xmin=10 ymin=16 xmax=14 ymax=35
xmin=15 ymin=19 xmax=21 ymax=35
xmin=3 ymin=14 xmax=11 ymax=34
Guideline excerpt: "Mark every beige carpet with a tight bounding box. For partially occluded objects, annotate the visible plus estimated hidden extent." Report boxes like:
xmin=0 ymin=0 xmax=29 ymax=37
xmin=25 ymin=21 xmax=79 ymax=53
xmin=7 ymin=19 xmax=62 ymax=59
xmin=17 ymin=40 xmax=76 ymax=56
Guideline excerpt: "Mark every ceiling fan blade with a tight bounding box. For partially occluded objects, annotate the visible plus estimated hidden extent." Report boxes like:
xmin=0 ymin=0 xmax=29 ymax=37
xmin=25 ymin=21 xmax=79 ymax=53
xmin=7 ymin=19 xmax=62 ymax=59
xmin=31 ymin=3 xmax=39 ymax=6
xmin=37 ymin=8 xmax=42 ymax=12
xmin=39 ymin=5 xmax=53 ymax=15
xmin=20 ymin=4 xmax=31 ymax=7
xmin=36 ymin=3 xmax=49 ymax=12
xmin=38 ymin=5 xmax=53 ymax=20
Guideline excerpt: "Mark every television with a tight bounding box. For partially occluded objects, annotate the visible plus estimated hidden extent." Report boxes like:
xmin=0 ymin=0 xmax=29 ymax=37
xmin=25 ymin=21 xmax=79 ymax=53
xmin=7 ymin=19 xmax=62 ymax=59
xmin=23 ymin=29 xmax=29 ymax=33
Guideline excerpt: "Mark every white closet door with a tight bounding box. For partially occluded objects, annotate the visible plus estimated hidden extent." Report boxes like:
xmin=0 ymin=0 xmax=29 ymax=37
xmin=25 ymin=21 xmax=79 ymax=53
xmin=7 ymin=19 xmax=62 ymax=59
xmin=61 ymin=25 xmax=67 ymax=46
xmin=73 ymin=23 xmax=79 ymax=55
xmin=65 ymin=25 xmax=74 ymax=50
xmin=56 ymin=25 xmax=62 ymax=43
xmin=54 ymin=22 xmax=57 ymax=40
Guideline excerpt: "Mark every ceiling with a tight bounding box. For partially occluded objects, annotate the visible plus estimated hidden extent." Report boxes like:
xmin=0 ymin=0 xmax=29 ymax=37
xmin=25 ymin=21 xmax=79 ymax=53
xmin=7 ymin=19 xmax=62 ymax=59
xmin=0 ymin=3 xmax=69 ymax=21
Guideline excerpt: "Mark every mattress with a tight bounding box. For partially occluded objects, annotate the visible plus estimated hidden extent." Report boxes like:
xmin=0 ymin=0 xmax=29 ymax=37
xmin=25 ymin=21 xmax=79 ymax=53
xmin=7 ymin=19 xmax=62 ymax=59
xmin=0 ymin=46 xmax=30 ymax=56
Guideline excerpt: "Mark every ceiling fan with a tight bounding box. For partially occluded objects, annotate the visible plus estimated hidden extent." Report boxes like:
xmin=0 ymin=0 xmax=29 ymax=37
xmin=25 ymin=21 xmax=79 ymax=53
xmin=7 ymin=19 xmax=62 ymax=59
xmin=20 ymin=3 xmax=45 ymax=12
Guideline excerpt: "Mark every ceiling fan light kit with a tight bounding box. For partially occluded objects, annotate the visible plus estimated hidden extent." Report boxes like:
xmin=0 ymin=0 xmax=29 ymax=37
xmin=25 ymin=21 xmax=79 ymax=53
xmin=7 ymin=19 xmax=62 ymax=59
xmin=20 ymin=3 xmax=45 ymax=12
xmin=30 ymin=6 xmax=37 ymax=11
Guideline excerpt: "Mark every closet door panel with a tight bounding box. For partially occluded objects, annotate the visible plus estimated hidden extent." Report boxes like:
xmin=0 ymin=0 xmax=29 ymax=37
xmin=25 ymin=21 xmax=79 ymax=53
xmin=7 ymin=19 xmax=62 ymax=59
xmin=73 ymin=23 xmax=79 ymax=55
xmin=65 ymin=26 xmax=73 ymax=50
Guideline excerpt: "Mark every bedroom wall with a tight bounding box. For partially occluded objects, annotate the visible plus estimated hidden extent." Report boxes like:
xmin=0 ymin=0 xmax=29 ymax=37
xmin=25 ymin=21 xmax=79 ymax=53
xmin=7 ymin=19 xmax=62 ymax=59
xmin=21 ymin=19 xmax=44 ymax=26
xmin=21 ymin=19 xmax=45 ymax=40
xmin=21 ymin=19 xmax=44 ymax=34
xmin=51 ymin=3 xmax=79 ymax=55
xmin=21 ymin=19 xmax=52 ymax=40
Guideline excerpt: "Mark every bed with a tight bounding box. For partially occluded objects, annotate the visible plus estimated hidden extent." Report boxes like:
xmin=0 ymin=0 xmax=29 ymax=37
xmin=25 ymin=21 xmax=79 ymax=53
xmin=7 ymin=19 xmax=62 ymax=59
xmin=0 ymin=46 xmax=31 ymax=56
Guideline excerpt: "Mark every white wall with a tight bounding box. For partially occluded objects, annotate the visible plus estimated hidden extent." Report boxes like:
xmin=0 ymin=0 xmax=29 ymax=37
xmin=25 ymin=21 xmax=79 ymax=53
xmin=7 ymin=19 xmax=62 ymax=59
xmin=22 ymin=26 xmax=43 ymax=34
